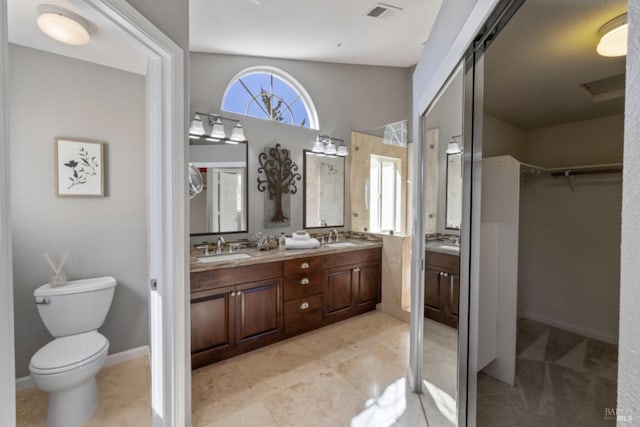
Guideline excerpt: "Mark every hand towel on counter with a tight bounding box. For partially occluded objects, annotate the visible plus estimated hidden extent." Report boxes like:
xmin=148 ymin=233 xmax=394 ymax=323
xmin=285 ymin=237 xmax=320 ymax=249
xmin=292 ymin=230 xmax=311 ymax=241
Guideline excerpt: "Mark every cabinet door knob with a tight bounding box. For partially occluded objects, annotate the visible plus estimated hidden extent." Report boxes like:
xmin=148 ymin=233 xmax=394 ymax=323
xmin=443 ymin=272 xmax=449 ymax=277
xmin=300 ymin=302 xmax=309 ymax=310
xmin=301 ymin=262 xmax=310 ymax=269
xmin=300 ymin=278 xmax=310 ymax=285
xmin=353 ymin=267 xmax=360 ymax=272
xmin=230 ymin=291 xmax=235 ymax=296
xmin=236 ymin=290 xmax=242 ymax=295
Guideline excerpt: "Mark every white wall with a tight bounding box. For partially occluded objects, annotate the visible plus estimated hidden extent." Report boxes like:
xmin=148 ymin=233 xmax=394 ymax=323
xmin=190 ymin=52 xmax=411 ymax=242
xmin=482 ymin=113 xmax=526 ymax=160
xmin=10 ymin=45 xmax=148 ymax=377
xmin=526 ymin=115 xmax=624 ymax=167
xmin=619 ymin=0 xmax=640 ymax=415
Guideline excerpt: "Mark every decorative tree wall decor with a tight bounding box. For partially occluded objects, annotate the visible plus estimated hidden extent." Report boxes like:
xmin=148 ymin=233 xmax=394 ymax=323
xmin=257 ymin=143 xmax=301 ymax=226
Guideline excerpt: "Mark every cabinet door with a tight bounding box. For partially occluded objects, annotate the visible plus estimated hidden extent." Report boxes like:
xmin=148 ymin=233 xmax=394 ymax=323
xmin=355 ymin=263 xmax=381 ymax=307
xmin=235 ymin=278 xmax=283 ymax=344
xmin=324 ymin=266 xmax=354 ymax=317
xmin=191 ymin=286 xmax=235 ymax=355
xmin=447 ymin=274 xmax=460 ymax=328
xmin=424 ymin=269 xmax=446 ymax=323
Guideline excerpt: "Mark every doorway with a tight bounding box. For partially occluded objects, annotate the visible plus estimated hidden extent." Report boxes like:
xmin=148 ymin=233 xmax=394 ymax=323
xmin=0 ymin=0 xmax=187 ymax=425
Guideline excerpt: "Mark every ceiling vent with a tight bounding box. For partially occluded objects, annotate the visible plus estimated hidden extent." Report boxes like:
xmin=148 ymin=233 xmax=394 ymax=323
xmin=579 ymin=73 xmax=626 ymax=102
xmin=365 ymin=3 xmax=403 ymax=20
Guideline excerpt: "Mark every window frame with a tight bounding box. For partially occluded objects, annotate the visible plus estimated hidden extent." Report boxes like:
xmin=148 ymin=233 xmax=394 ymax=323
xmin=369 ymin=154 xmax=402 ymax=234
xmin=221 ymin=66 xmax=319 ymax=130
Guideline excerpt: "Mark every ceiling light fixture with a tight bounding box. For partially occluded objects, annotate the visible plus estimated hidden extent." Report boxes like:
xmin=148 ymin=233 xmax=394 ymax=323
xmin=36 ymin=4 xmax=91 ymax=46
xmin=597 ymin=13 xmax=628 ymax=57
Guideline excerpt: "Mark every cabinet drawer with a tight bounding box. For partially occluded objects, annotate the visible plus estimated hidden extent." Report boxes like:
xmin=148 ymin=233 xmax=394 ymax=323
xmin=284 ymin=273 xmax=323 ymax=301
xmin=425 ymin=251 xmax=459 ymax=274
xmin=284 ymin=256 xmax=322 ymax=276
xmin=191 ymin=261 xmax=283 ymax=292
xmin=284 ymin=294 xmax=323 ymax=335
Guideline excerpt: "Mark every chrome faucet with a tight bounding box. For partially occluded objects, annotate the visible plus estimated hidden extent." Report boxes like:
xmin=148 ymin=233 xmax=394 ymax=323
xmin=216 ymin=236 xmax=225 ymax=254
xmin=195 ymin=244 xmax=209 ymax=256
xmin=328 ymin=229 xmax=339 ymax=243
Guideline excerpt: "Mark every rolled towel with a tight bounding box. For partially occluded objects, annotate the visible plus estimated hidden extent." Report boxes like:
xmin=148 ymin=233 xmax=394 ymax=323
xmin=285 ymin=237 xmax=320 ymax=249
xmin=292 ymin=230 xmax=310 ymax=241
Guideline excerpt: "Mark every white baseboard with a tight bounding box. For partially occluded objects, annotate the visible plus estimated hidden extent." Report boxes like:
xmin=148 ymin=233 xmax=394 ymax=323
xmin=16 ymin=345 xmax=150 ymax=392
xmin=522 ymin=312 xmax=618 ymax=345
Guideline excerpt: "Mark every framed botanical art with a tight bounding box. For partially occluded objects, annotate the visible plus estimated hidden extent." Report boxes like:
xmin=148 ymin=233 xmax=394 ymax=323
xmin=55 ymin=138 xmax=105 ymax=197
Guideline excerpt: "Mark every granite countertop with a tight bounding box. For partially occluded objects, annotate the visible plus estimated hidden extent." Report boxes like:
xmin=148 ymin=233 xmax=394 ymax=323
xmin=425 ymin=241 xmax=460 ymax=256
xmin=190 ymin=238 xmax=383 ymax=273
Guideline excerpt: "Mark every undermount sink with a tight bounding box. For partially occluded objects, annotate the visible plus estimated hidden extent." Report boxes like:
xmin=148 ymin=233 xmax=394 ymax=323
xmin=324 ymin=242 xmax=358 ymax=248
xmin=197 ymin=253 xmax=252 ymax=263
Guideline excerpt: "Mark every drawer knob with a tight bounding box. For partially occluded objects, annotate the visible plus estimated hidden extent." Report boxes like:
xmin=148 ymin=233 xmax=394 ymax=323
xmin=301 ymin=262 xmax=310 ymax=269
xmin=300 ymin=302 xmax=309 ymax=310
xmin=300 ymin=278 xmax=310 ymax=285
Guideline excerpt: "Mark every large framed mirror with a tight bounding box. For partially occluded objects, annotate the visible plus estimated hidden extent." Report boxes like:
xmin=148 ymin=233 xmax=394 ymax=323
xmin=303 ymin=150 xmax=345 ymax=228
xmin=190 ymin=141 xmax=248 ymax=235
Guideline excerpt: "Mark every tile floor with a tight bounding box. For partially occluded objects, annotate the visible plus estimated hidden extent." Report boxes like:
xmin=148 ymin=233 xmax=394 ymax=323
xmin=191 ymin=311 xmax=428 ymax=427
xmin=16 ymin=311 xmax=435 ymax=427
xmin=16 ymin=356 xmax=151 ymax=427
xmin=477 ymin=319 xmax=618 ymax=427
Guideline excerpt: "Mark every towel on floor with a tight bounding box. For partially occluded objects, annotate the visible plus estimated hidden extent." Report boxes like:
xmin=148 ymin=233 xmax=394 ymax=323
xmin=292 ymin=231 xmax=310 ymax=241
xmin=285 ymin=237 xmax=320 ymax=249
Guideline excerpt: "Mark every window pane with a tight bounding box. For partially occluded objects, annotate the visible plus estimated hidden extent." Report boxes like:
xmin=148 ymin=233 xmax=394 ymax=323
xmin=380 ymin=161 xmax=396 ymax=231
xmin=222 ymin=68 xmax=316 ymax=129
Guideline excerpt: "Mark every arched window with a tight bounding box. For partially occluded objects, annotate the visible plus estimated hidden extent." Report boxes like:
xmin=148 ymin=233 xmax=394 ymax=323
xmin=222 ymin=66 xmax=319 ymax=130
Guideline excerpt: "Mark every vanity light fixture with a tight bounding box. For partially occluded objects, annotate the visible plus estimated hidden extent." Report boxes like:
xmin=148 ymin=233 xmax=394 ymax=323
xmin=446 ymin=135 xmax=462 ymax=154
xmin=210 ymin=118 xmax=226 ymax=139
xmin=597 ymin=13 xmax=628 ymax=57
xmin=311 ymin=134 xmax=348 ymax=156
xmin=229 ymin=122 xmax=247 ymax=142
xmin=37 ymin=5 xmax=91 ymax=46
xmin=189 ymin=112 xmax=247 ymax=145
xmin=189 ymin=114 xmax=206 ymax=136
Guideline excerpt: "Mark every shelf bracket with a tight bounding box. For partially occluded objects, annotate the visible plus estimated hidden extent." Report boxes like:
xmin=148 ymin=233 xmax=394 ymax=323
xmin=565 ymin=170 xmax=575 ymax=192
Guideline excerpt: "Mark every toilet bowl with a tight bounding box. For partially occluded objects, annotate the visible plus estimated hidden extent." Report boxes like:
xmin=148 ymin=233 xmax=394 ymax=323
xmin=30 ymin=332 xmax=109 ymax=427
xmin=29 ymin=276 xmax=117 ymax=427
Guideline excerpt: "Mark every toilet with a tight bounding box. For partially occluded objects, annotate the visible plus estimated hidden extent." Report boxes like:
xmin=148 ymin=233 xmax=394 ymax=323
xmin=29 ymin=276 xmax=117 ymax=427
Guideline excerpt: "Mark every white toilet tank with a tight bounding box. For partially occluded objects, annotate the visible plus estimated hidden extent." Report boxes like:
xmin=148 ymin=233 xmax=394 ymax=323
xmin=34 ymin=276 xmax=117 ymax=337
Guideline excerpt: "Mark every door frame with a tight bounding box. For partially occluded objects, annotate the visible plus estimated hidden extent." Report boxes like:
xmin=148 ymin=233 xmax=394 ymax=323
xmin=0 ymin=0 xmax=189 ymax=425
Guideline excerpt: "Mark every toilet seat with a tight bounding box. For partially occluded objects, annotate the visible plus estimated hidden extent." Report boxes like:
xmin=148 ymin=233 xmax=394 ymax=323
xmin=30 ymin=331 xmax=108 ymax=375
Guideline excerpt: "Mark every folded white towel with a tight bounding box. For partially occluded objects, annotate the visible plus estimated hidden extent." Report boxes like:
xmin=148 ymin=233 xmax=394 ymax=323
xmin=285 ymin=237 xmax=320 ymax=249
xmin=292 ymin=230 xmax=310 ymax=241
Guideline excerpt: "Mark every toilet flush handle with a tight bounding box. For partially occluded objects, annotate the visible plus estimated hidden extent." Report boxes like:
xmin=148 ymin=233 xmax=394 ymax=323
xmin=35 ymin=297 xmax=51 ymax=305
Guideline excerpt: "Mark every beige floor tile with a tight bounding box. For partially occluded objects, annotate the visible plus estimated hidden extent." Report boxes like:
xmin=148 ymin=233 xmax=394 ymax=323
xmin=262 ymin=368 xmax=368 ymax=427
xmin=335 ymin=345 xmax=408 ymax=399
xmin=192 ymin=360 xmax=261 ymax=425
xmin=203 ymin=401 xmax=278 ymax=427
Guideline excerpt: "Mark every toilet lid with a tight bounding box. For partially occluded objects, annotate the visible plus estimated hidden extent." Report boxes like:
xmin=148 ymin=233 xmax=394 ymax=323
xmin=30 ymin=331 xmax=108 ymax=372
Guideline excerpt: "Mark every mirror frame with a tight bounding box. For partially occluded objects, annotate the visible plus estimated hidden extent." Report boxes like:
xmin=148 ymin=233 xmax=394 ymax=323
xmin=190 ymin=141 xmax=249 ymax=236
xmin=302 ymin=149 xmax=346 ymax=229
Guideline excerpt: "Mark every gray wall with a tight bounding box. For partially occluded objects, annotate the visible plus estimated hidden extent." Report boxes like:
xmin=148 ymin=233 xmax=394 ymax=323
xmin=10 ymin=45 xmax=148 ymax=377
xmin=619 ymin=0 xmax=640 ymax=414
xmin=190 ymin=52 xmax=411 ymax=243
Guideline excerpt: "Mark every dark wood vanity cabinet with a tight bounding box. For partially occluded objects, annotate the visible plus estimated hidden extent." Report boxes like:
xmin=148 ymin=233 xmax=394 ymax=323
xmin=191 ymin=246 xmax=382 ymax=368
xmin=424 ymin=251 xmax=460 ymax=329
xmin=323 ymin=248 xmax=382 ymax=321
xmin=191 ymin=262 xmax=284 ymax=368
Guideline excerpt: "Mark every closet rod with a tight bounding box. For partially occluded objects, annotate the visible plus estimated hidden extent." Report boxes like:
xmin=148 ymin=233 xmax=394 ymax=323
xmin=550 ymin=168 xmax=622 ymax=177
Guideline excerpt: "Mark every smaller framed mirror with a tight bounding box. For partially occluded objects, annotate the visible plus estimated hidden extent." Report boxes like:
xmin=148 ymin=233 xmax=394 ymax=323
xmin=190 ymin=141 xmax=248 ymax=235
xmin=445 ymin=152 xmax=462 ymax=230
xmin=303 ymin=150 xmax=345 ymax=228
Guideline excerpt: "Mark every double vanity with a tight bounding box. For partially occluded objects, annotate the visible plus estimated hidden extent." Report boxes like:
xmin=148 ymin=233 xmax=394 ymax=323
xmin=190 ymin=239 xmax=382 ymax=369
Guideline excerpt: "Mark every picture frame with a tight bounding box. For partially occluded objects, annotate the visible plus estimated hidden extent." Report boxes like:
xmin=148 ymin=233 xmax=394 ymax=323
xmin=55 ymin=138 xmax=105 ymax=197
